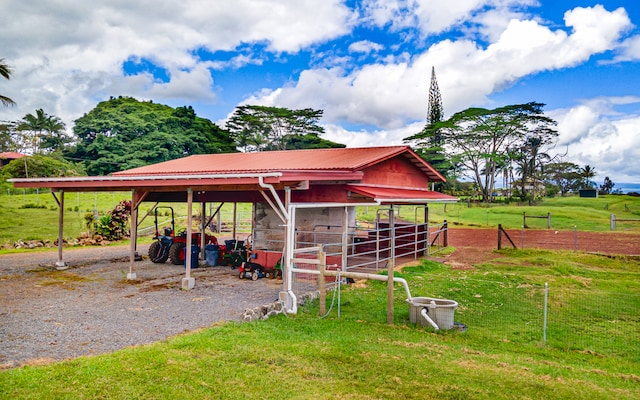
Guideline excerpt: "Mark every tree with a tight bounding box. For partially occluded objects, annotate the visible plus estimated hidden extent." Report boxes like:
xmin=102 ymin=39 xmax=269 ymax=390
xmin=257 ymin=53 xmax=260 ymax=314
xmin=409 ymin=102 xmax=558 ymax=202
xmin=0 ymin=59 xmax=16 ymax=107
xmin=282 ymin=133 xmax=345 ymax=150
xmin=510 ymin=134 xmax=557 ymax=200
xmin=406 ymin=66 xmax=454 ymax=185
xmin=0 ymin=154 xmax=85 ymax=180
xmin=599 ymin=176 xmax=615 ymax=195
xmin=40 ymin=114 xmax=70 ymax=153
xmin=226 ymin=105 xmax=331 ymax=151
xmin=66 ymin=97 xmax=236 ymax=175
xmin=580 ymin=165 xmax=596 ymax=188
xmin=542 ymin=162 xmax=581 ymax=196
xmin=16 ymin=109 xmax=68 ymax=154
xmin=0 ymin=121 xmax=18 ymax=152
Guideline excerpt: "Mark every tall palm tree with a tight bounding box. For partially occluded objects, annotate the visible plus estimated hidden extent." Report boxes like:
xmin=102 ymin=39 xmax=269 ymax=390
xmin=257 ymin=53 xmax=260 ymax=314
xmin=580 ymin=165 xmax=596 ymax=188
xmin=40 ymin=114 xmax=68 ymax=153
xmin=0 ymin=58 xmax=16 ymax=107
xmin=17 ymin=108 xmax=48 ymax=153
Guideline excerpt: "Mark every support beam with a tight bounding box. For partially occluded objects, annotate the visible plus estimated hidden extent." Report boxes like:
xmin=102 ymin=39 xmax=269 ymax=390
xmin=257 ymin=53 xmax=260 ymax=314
xmin=182 ymin=188 xmax=195 ymax=290
xmin=51 ymin=191 xmax=66 ymax=269
xmin=200 ymin=201 xmax=206 ymax=260
xmin=341 ymin=206 xmax=349 ymax=270
xmin=127 ymin=189 xmax=138 ymax=279
xmin=232 ymin=202 xmax=237 ymax=239
xmin=388 ymin=206 xmax=395 ymax=324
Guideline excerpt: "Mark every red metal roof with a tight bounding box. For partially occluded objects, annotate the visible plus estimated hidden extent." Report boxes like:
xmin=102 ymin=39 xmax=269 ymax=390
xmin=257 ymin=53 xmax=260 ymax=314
xmin=346 ymin=184 xmax=458 ymax=204
xmin=0 ymin=152 xmax=27 ymax=159
xmin=113 ymin=146 xmax=444 ymax=181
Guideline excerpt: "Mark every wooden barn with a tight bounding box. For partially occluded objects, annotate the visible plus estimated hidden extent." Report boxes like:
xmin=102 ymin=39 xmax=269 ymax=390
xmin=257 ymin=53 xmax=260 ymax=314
xmin=10 ymin=146 xmax=457 ymax=316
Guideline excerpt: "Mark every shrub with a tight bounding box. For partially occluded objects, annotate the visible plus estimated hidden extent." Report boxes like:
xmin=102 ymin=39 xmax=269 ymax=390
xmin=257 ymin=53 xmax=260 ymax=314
xmin=94 ymin=200 xmax=131 ymax=240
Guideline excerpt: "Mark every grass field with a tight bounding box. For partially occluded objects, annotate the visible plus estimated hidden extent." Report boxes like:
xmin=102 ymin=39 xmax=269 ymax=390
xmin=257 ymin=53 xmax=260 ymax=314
xmin=1 ymin=190 xmax=638 ymax=251
xmin=1 ymin=250 xmax=638 ymax=399
xmin=361 ymin=194 xmax=640 ymax=231
xmin=0 ymin=190 xmax=253 ymax=249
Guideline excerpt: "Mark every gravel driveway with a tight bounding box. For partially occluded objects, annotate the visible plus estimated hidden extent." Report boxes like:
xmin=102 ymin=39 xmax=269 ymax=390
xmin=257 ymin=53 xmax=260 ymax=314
xmin=0 ymin=244 xmax=282 ymax=369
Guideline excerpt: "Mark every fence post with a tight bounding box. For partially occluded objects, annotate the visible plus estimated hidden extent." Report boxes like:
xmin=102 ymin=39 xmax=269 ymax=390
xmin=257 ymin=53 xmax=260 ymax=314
xmin=498 ymin=224 xmax=503 ymax=250
xmin=523 ymin=212 xmax=526 ymax=229
xmin=610 ymin=214 xmax=616 ymax=231
xmin=543 ymin=282 xmax=548 ymax=345
xmin=443 ymin=220 xmax=448 ymax=247
xmin=547 ymin=212 xmax=551 ymax=229
xmin=318 ymin=247 xmax=326 ymax=316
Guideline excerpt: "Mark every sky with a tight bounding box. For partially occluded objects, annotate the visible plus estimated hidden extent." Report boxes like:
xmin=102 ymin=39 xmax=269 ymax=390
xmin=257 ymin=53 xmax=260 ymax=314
xmin=1 ymin=0 xmax=639 ymax=186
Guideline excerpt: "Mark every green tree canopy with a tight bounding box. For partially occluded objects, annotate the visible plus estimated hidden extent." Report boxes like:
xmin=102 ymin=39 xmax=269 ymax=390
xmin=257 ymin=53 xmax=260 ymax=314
xmin=226 ymin=105 xmax=339 ymax=151
xmin=66 ymin=97 xmax=236 ymax=175
xmin=16 ymin=108 xmax=68 ymax=154
xmin=407 ymin=102 xmax=557 ymax=202
xmin=1 ymin=154 xmax=85 ymax=181
xmin=542 ymin=161 xmax=581 ymax=197
xmin=599 ymin=176 xmax=615 ymax=195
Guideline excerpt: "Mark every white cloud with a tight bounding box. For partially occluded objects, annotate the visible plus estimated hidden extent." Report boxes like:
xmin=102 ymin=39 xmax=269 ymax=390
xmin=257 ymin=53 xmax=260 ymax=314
xmin=550 ymin=97 xmax=640 ymax=183
xmin=614 ymin=34 xmax=640 ymax=62
xmin=348 ymin=40 xmax=384 ymax=54
xmin=323 ymin=122 xmax=423 ymax=148
xmin=0 ymin=0 xmax=354 ymax=124
xmin=360 ymin=0 xmax=538 ymax=37
xmin=248 ymin=5 xmax=632 ymax=130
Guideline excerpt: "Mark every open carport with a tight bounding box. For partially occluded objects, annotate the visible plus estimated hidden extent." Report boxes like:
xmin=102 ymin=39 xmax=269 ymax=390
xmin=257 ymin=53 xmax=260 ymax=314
xmin=10 ymin=146 xmax=457 ymax=322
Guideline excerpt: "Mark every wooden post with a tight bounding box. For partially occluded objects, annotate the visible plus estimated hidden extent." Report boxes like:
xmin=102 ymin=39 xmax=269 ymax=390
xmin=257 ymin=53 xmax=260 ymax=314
xmin=443 ymin=220 xmax=448 ymax=247
xmin=425 ymin=206 xmax=429 ymax=256
xmin=387 ymin=207 xmax=395 ymax=325
xmin=53 ymin=190 xmax=65 ymax=268
xmin=232 ymin=202 xmax=237 ymax=239
xmin=341 ymin=206 xmax=348 ymax=271
xmin=200 ymin=201 xmax=206 ymax=260
xmin=523 ymin=211 xmax=526 ymax=229
xmin=182 ymin=188 xmax=195 ymax=290
xmin=498 ymin=224 xmax=503 ymax=250
xmin=547 ymin=212 xmax=551 ymax=229
xmin=128 ymin=189 xmax=138 ymax=279
xmin=319 ymin=247 xmax=326 ymax=316
xmin=610 ymin=214 xmax=616 ymax=231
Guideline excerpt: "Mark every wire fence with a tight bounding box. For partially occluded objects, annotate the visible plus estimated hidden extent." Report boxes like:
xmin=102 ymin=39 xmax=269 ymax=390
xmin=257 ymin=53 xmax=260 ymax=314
xmin=447 ymin=277 xmax=640 ymax=362
xmin=496 ymin=225 xmax=640 ymax=254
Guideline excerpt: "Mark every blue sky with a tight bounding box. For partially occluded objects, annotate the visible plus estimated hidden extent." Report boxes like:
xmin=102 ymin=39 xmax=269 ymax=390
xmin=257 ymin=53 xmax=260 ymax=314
xmin=1 ymin=1 xmax=639 ymax=185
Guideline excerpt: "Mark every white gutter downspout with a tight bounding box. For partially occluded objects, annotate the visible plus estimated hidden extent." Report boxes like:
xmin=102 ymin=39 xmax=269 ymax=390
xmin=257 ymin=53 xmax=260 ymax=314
xmin=257 ymin=176 xmax=298 ymax=313
xmin=288 ymin=267 xmax=413 ymax=303
xmin=258 ymin=176 xmax=288 ymax=222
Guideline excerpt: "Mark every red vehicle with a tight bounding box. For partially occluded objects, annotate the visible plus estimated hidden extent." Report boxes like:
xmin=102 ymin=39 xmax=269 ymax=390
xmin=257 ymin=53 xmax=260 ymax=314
xmin=148 ymin=206 xmax=218 ymax=265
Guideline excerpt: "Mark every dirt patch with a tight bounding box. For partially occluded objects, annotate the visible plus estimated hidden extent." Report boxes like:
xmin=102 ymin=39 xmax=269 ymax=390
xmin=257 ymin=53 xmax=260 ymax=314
xmin=0 ymin=244 xmax=282 ymax=370
xmin=447 ymin=228 xmax=640 ymax=255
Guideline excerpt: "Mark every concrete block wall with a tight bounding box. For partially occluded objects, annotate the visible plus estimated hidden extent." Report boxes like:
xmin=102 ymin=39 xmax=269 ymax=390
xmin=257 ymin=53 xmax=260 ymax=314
xmin=253 ymin=203 xmax=356 ymax=252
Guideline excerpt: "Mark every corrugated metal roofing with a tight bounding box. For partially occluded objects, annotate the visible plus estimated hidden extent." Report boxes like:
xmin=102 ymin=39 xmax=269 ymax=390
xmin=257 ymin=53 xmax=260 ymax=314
xmin=113 ymin=146 xmax=423 ymax=176
xmin=346 ymin=185 xmax=458 ymax=203
xmin=0 ymin=152 xmax=27 ymax=159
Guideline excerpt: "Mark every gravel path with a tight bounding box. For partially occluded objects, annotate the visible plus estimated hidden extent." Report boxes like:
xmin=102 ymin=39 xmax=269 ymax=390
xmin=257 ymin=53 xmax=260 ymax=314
xmin=0 ymin=244 xmax=282 ymax=369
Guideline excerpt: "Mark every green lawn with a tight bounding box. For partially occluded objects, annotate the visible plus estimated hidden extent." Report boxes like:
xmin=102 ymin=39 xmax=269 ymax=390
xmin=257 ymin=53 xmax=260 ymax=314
xmin=1 ymin=250 xmax=638 ymax=399
xmin=0 ymin=190 xmax=253 ymax=249
xmin=364 ymin=194 xmax=640 ymax=231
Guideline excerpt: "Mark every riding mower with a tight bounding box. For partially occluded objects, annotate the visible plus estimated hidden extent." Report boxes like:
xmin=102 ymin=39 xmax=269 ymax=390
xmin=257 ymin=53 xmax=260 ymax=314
xmin=148 ymin=206 xmax=218 ymax=265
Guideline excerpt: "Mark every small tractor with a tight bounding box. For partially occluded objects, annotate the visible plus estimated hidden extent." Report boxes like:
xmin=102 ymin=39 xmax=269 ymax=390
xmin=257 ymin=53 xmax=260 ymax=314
xmin=148 ymin=206 xmax=218 ymax=265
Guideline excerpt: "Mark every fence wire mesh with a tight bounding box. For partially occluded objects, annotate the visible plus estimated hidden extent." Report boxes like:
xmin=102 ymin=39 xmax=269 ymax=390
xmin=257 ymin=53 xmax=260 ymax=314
xmin=440 ymin=276 xmax=640 ymax=362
